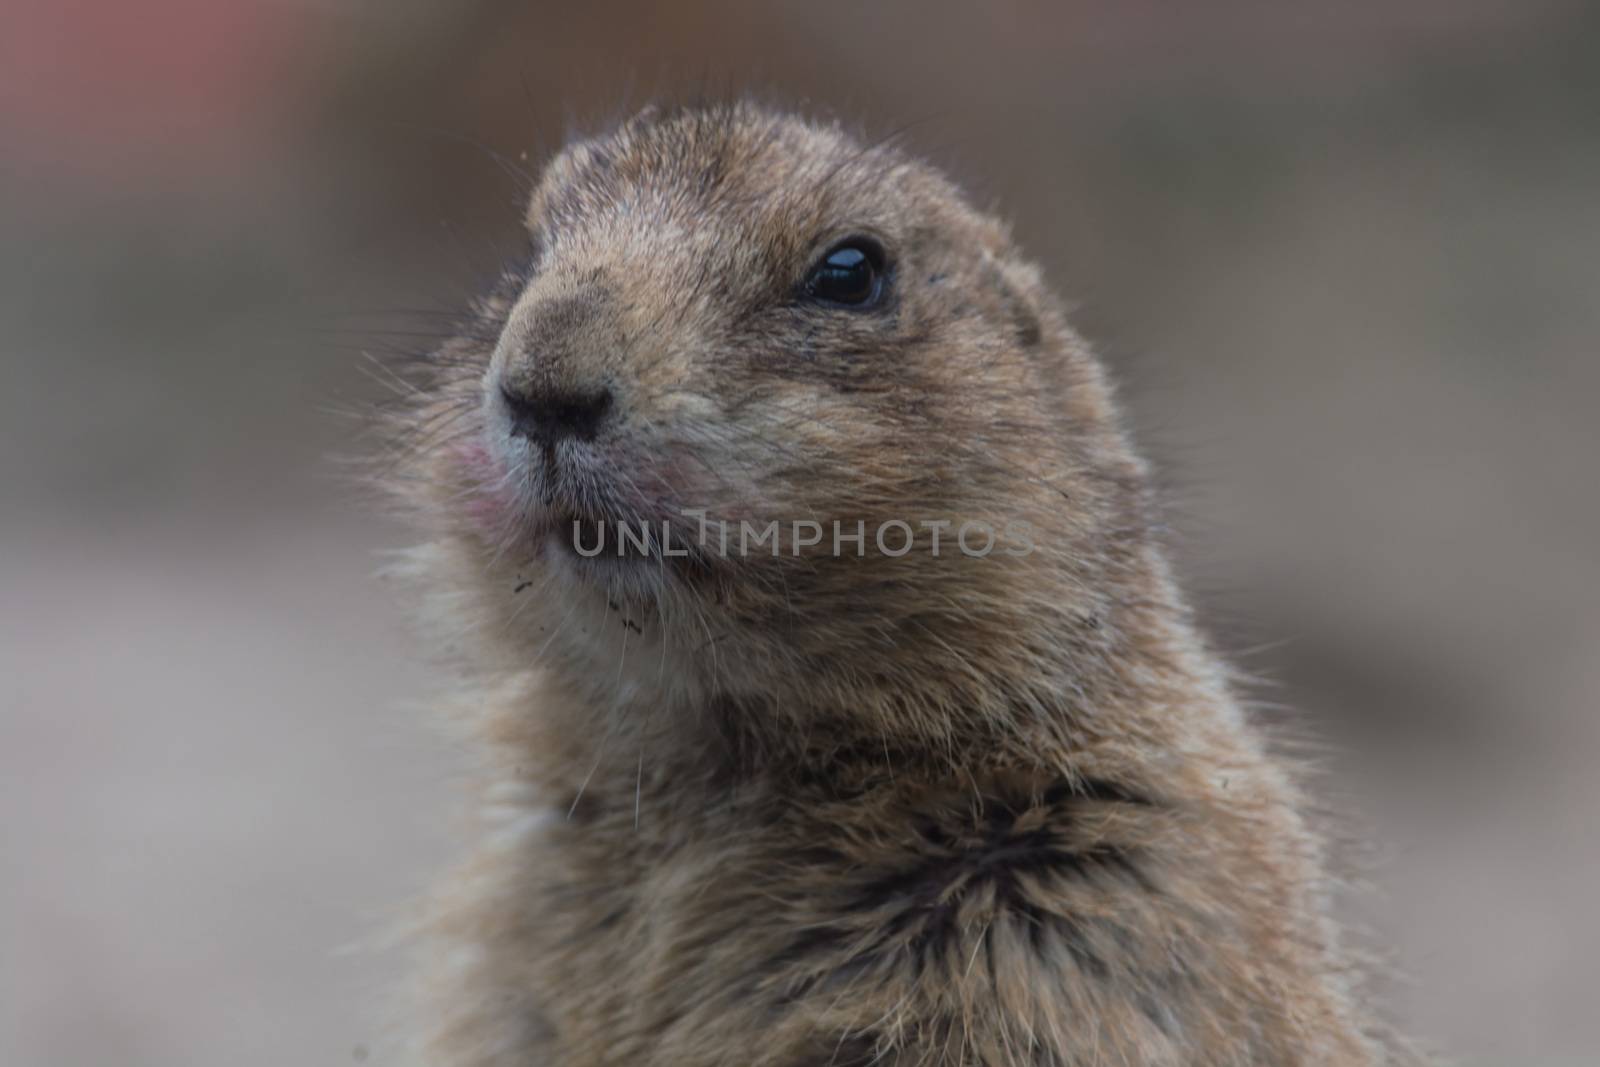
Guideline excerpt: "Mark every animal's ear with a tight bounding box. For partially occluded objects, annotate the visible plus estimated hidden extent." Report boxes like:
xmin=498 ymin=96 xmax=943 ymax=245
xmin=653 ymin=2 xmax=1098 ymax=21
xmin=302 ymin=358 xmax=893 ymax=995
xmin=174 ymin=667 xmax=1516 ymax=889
xmin=619 ymin=103 xmax=661 ymax=131
xmin=979 ymin=252 xmax=1049 ymax=351
xmin=523 ymin=135 xmax=606 ymax=235
xmin=957 ymin=209 xmax=1048 ymax=350
xmin=524 ymin=164 xmax=561 ymax=234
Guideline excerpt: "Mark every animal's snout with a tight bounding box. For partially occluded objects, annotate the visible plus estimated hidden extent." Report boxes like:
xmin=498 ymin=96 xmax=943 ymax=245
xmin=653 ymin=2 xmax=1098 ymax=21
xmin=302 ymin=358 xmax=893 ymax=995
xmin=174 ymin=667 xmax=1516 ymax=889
xmin=501 ymin=382 xmax=614 ymax=444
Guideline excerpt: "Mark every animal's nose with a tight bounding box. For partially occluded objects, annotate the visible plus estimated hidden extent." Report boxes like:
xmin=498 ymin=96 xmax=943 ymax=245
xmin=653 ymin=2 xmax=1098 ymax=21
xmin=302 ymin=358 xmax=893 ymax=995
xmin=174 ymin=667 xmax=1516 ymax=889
xmin=500 ymin=382 xmax=613 ymax=444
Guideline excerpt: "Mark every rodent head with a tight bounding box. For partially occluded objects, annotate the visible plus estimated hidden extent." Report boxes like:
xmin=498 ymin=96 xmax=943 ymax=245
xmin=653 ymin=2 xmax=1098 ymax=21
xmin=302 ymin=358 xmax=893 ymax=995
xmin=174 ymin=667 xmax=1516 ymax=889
xmin=400 ymin=103 xmax=1160 ymax=752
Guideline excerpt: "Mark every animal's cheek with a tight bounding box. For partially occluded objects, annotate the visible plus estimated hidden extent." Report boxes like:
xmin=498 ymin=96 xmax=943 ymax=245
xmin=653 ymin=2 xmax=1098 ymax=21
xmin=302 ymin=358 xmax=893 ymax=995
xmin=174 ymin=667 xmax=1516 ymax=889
xmin=615 ymin=443 xmax=714 ymax=515
xmin=624 ymin=333 xmax=704 ymax=396
xmin=445 ymin=435 xmax=520 ymax=531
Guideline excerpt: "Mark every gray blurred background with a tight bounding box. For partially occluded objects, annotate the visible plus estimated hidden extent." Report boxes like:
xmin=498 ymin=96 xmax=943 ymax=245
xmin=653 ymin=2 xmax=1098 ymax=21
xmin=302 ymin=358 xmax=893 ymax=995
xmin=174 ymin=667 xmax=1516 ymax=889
xmin=2 ymin=2 xmax=1597 ymax=1064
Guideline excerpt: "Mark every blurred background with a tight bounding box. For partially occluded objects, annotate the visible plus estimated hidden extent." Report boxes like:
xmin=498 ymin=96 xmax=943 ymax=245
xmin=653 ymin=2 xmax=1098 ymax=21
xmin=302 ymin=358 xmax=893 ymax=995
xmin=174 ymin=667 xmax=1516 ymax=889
xmin=3 ymin=1 xmax=1597 ymax=1063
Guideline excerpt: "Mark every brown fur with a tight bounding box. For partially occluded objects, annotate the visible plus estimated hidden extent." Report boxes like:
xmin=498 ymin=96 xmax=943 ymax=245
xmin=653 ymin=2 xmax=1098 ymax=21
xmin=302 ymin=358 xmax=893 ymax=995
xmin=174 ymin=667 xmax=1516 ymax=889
xmin=378 ymin=102 xmax=1414 ymax=1065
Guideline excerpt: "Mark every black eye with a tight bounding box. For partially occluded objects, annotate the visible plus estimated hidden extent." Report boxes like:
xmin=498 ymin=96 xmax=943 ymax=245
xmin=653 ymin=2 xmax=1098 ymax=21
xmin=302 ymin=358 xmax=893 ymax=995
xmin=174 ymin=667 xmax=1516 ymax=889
xmin=805 ymin=238 xmax=886 ymax=308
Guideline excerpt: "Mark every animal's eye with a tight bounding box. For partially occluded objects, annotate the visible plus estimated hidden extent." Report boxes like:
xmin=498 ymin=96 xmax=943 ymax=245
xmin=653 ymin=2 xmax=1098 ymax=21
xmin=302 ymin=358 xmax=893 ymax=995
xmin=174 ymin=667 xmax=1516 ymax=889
xmin=804 ymin=238 xmax=886 ymax=308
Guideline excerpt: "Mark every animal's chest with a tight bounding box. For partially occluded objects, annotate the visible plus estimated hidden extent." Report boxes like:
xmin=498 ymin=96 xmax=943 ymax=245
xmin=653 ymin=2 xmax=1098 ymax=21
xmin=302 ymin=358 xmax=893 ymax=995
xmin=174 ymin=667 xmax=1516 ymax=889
xmin=515 ymin=784 xmax=1193 ymax=1066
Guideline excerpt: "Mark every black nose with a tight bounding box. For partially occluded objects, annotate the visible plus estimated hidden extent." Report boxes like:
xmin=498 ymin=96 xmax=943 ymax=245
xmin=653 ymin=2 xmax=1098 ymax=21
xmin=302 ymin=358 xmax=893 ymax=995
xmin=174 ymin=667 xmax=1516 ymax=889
xmin=501 ymin=383 xmax=613 ymax=444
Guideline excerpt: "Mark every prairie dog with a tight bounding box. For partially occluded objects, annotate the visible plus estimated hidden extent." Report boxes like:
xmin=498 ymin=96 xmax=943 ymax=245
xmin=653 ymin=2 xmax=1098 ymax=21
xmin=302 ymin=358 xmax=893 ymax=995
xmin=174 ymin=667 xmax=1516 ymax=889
xmin=382 ymin=102 xmax=1412 ymax=1065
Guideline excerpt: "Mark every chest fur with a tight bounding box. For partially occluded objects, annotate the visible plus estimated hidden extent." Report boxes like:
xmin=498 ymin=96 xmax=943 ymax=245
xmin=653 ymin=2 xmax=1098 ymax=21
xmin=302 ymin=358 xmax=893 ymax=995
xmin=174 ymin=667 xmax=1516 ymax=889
xmin=479 ymin=776 xmax=1297 ymax=1066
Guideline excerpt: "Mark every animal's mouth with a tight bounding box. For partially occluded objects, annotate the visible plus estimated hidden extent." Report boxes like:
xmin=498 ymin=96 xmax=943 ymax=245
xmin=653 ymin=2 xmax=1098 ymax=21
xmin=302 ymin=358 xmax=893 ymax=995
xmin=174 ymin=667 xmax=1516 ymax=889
xmin=534 ymin=506 xmax=677 ymax=561
xmin=490 ymin=427 xmax=716 ymax=580
xmin=533 ymin=506 xmax=722 ymax=588
xmin=547 ymin=511 xmax=613 ymax=557
xmin=523 ymin=506 xmax=605 ymax=552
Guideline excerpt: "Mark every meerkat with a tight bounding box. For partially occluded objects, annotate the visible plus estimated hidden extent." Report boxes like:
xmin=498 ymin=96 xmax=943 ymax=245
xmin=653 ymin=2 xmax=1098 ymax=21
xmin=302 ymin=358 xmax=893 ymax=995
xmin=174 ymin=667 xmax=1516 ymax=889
xmin=379 ymin=102 xmax=1415 ymax=1065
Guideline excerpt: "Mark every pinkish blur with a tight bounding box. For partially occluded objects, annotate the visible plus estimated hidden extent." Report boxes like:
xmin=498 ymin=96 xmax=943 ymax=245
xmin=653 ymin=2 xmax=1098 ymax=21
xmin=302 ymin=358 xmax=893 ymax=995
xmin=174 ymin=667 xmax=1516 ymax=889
xmin=0 ymin=0 xmax=314 ymax=181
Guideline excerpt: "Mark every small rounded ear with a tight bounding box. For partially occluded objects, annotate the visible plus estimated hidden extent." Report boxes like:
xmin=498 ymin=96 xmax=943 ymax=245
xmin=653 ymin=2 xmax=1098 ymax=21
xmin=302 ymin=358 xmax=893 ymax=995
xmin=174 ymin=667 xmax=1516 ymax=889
xmin=523 ymin=146 xmax=586 ymax=234
xmin=524 ymin=106 xmax=653 ymax=234
xmin=956 ymin=207 xmax=1047 ymax=349
xmin=618 ymin=103 xmax=661 ymax=133
xmin=979 ymin=253 xmax=1048 ymax=351
xmin=524 ymin=168 xmax=558 ymax=234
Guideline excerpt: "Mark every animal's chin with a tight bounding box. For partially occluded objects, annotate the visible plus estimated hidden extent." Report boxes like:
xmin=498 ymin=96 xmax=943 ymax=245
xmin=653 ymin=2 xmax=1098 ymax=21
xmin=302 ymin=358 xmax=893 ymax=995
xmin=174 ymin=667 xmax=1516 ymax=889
xmin=524 ymin=508 xmax=608 ymax=556
xmin=526 ymin=508 xmax=717 ymax=588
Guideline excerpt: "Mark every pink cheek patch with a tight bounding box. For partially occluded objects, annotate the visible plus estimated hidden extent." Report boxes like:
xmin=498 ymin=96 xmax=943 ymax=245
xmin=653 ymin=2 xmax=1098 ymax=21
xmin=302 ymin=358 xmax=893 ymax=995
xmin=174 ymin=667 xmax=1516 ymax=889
xmin=450 ymin=439 xmax=518 ymax=530
xmin=453 ymin=438 xmax=496 ymax=479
